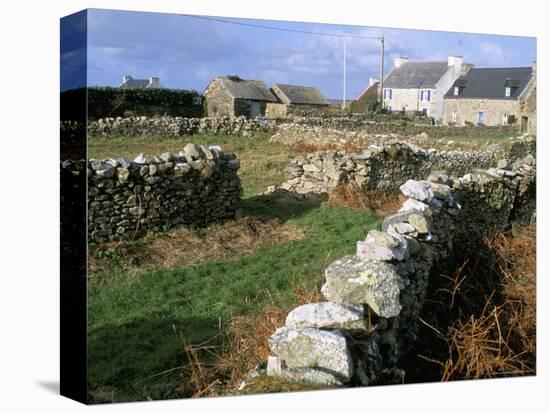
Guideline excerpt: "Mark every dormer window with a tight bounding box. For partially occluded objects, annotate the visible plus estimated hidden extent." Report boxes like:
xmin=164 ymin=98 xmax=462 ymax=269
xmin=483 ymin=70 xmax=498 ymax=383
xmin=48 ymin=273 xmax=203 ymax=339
xmin=505 ymin=87 xmax=511 ymax=97
xmin=453 ymin=86 xmax=459 ymax=96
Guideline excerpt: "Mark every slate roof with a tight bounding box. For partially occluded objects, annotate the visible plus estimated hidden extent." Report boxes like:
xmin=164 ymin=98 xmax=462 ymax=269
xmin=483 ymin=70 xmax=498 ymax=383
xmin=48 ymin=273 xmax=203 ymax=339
xmin=445 ymin=67 xmax=533 ymax=99
xmin=272 ymin=84 xmax=329 ymax=105
xmin=357 ymin=81 xmax=380 ymax=100
xmin=383 ymin=62 xmax=450 ymax=88
xmin=216 ymin=77 xmax=278 ymax=102
xmin=120 ymin=78 xmax=150 ymax=88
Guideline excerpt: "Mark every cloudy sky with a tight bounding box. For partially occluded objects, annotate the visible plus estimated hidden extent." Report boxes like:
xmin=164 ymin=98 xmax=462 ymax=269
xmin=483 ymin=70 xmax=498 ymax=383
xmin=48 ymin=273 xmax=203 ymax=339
xmin=62 ymin=9 xmax=536 ymax=98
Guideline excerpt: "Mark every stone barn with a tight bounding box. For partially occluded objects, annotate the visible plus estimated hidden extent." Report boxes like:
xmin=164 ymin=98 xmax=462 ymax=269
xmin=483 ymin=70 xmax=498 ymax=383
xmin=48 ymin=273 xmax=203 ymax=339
xmin=203 ymin=76 xmax=278 ymax=119
xmin=269 ymin=84 xmax=329 ymax=115
xmin=443 ymin=66 xmax=536 ymax=130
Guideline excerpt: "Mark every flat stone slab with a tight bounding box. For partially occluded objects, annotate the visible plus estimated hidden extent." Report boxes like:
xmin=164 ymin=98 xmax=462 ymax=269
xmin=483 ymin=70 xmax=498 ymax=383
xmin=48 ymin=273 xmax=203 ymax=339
xmin=400 ymin=180 xmax=434 ymax=203
xmin=285 ymin=302 xmax=367 ymax=330
xmin=321 ymin=255 xmax=403 ymax=317
xmin=267 ymin=356 xmax=345 ymax=386
xmin=357 ymin=230 xmax=409 ymax=262
xmin=268 ymin=327 xmax=353 ymax=383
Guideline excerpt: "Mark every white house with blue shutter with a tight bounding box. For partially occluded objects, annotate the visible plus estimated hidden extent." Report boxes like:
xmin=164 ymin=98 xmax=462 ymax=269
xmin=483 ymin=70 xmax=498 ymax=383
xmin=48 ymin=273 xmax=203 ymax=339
xmin=382 ymin=55 xmax=473 ymax=122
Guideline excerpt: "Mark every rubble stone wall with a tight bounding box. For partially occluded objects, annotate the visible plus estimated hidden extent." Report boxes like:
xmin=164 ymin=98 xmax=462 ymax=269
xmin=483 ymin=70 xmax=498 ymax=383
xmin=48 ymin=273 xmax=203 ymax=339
xmin=63 ymin=144 xmax=243 ymax=244
xmin=264 ymin=155 xmax=535 ymax=387
xmin=270 ymin=137 xmax=535 ymax=194
xmin=88 ymin=116 xmax=277 ymax=137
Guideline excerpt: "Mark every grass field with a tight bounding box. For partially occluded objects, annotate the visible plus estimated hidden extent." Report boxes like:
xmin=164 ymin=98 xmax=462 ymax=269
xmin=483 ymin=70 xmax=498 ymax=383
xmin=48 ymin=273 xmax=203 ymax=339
xmin=87 ymin=133 xmax=383 ymax=402
xmin=88 ymin=132 xmax=294 ymax=197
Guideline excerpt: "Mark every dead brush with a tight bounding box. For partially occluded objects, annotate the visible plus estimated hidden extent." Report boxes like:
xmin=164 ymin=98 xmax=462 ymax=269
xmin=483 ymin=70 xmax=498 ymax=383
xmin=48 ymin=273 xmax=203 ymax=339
xmin=291 ymin=141 xmax=366 ymax=154
xmin=442 ymin=295 xmax=534 ymax=380
xmin=423 ymin=224 xmax=536 ymax=381
xmin=180 ymin=252 xmax=333 ymax=397
xmin=326 ymin=184 xmax=404 ymax=215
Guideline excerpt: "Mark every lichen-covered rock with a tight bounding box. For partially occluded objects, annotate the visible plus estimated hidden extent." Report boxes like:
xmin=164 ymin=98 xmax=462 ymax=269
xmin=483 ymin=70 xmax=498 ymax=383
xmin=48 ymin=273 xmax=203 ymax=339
xmin=268 ymin=327 xmax=353 ymax=384
xmin=400 ymin=180 xmax=434 ymax=203
xmin=357 ymin=231 xmax=409 ymax=262
xmin=285 ymin=302 xmax=367 ymax=330
xmin=321 ymin=255 xmax=403 ymax=317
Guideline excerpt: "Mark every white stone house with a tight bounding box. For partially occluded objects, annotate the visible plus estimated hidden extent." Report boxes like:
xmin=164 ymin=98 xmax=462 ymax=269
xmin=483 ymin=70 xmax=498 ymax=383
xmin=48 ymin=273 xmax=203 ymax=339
xmin=382 ymin=56 xmax=473 ymax=122
xmin=443 ymin=66 xmax=536 ymax=132
xmin=119 ymin=74 xmax=163 ymax=89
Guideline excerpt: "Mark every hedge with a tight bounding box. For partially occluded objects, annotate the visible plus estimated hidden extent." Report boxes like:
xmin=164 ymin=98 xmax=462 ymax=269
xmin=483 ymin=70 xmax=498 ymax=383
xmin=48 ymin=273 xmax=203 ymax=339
xmin=61 ymin=87 xmax=204 ymax=120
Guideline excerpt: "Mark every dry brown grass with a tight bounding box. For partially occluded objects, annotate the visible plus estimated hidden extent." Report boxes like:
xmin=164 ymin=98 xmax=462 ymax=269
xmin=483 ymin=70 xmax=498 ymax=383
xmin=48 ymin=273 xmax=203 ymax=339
xmin=326 ymin=184 xmax=405 ymax=215
xmin=180 ymin=254 xmax=329 ymax=398
xmin=291 ymin=141 xmax=366 ymax=154
xmin=89 ymin=217 xmax=305 ymax=280
xmin=435 ymin=224 xmax=536 ymax=381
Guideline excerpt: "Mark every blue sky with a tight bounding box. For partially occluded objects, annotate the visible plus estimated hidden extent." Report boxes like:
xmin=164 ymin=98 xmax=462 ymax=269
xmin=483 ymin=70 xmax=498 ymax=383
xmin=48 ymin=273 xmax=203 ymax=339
xmin=62 ymin=8 xmax=536 ymax=98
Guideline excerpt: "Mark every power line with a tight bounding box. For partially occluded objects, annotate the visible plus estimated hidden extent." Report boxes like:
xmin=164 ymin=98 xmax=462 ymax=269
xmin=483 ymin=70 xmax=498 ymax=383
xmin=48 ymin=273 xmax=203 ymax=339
xmin=180 ymin=14 xmax=382 ymax=40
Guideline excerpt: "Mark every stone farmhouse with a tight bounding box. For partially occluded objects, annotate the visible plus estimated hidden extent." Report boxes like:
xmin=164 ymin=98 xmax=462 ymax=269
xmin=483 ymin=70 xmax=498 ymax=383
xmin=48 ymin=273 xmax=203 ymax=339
xmin=204 ymin=77 xmax=331 ymax=119
xmin=267 ymin=84 xmax=329 ymax=117
xmin=443 ymin=65 xmax=536 ymax=133
xmin=119 ymin=74 xmax=163 ymax=89
xmin=203 ymin=76 xmax=279 ymax=118
xmin=382 ymin=56 xmax=473 ymax=122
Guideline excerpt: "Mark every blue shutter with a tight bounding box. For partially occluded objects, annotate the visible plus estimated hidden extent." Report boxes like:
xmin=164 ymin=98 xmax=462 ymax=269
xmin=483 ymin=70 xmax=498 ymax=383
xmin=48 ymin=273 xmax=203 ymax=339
xmin=420 ymin=90 xmax=424 ymax=101
xmin=389 ymin=89 xmax=392 ymax=99
xmin=384 ymin=89 xmax=386 ymax=99
xmin=427 ymin=90 xmax=431 ymax=102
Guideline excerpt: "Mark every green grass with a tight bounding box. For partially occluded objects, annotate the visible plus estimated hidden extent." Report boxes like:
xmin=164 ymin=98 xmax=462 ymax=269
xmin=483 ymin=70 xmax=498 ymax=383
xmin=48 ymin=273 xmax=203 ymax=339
xmin=88 ymin=199 xmax=382 ymax=402
xmin=88 ymin=133 xmax=295 ymax=197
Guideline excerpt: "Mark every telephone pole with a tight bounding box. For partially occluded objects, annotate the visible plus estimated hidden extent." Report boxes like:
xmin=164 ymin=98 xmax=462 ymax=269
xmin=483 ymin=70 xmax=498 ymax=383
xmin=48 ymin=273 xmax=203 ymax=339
xmin=379 ymin=35 xmax=385 ymax=110
xmin=342 ymin=39 xmax=347 ymax=110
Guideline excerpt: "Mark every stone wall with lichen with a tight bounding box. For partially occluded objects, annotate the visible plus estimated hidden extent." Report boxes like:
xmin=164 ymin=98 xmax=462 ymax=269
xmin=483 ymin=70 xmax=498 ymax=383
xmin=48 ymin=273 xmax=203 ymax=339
xmin=268 ymin=137 xmax=535 ymax=195
xmin=62 ymin=144 xmax=243 ymax=244
xmin=261 ymin=155 xmax=535 ymax=388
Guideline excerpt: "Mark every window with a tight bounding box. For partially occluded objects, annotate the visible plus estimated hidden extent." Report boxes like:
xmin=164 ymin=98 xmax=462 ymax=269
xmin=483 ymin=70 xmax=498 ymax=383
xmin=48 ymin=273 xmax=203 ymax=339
xmin=420 ymin=90 xmax=431 ymax=101
xmin=383 ymin=89 xmax=386 ymax=99
xmin=422 ymin=108 xmax=428 ymax=115
xmin=452 ymin=111 xmax=457 ymax=123
xmin=503 ymin=113 xmax=509 ymax=125
xmin=384 ymin=89 xmax=392 ymax=100
xmin=505 ymin=87 xmax=511 ymax=97
xmin=387 ymin=106 xmax=392 ymax=112
xmin=453 ymin=86 xmax=459 ymax=96
xmin=478 ymin=112 xmax=484 ymax=125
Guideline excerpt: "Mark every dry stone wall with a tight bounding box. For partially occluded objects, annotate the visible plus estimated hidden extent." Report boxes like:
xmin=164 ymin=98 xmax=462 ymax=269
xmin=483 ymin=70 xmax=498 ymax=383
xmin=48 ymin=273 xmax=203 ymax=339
xmin=269 ymin=137 xmax=535 ymax=194
xmin=79 ymin=143 xmax=242 ymax=244
xmin=88 ymin=116 xmax=276 ymax=137
xmin=264 ymin=155 xmax=536 ymax=387
xmin=270 ymin=119 xmax=516 ymax=147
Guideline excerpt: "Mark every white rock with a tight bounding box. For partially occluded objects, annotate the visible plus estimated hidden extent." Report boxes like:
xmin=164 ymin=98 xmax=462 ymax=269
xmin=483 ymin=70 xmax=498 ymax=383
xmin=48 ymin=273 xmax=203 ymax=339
xmin=285 ymin=302 xmax=366 ymax=330
xmin=400 ymin=180 xmax=434 ymax=203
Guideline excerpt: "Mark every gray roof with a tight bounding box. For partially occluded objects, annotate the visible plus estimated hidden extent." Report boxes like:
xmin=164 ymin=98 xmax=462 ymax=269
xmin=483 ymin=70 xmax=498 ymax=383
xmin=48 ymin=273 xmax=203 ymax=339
xmin=216 ymin=77 xmax=278 ymax=102
xmin=120 ymin=78 xmax=150 ymax=89
xmin=357 ymin=81 xmax=380 ymax=100
xmin=445 ymin=67 xmax=533 ymax=99
xmin=383 ymin=62 xmax=450 ymax=88
xmin=272 ymin=84 xmax=329 ymax=105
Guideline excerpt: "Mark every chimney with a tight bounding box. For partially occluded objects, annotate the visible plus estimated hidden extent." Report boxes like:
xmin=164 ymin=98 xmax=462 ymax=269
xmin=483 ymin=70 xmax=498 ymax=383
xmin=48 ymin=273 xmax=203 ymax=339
xmin=394 ymin=57 xmax=409 ymax=68
xmin=448 ymin=55 xmax=463 ymax=67
xmin=369 ymin=77 xmax=379 ymax=87
xmin=123 ymin=74 xmax=132 ymax=83
xmin=148 ymin=77 xmax=160 ymax=88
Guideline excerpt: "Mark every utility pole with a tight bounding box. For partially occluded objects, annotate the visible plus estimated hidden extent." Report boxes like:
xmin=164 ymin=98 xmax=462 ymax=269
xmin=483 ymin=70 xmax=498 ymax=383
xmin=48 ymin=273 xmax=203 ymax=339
xmin=379 ymin=35 xmax=385 ymax=111
xmin=342 ymin=39 xmax=347 ymax=111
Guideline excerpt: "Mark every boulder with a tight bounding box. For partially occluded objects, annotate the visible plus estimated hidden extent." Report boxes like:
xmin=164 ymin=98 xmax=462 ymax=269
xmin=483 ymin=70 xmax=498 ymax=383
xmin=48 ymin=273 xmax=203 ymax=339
xmin=322 ymin=255 xmax=402 ymax=317
xmin=268 ymin=327 xmax=353 ymax=384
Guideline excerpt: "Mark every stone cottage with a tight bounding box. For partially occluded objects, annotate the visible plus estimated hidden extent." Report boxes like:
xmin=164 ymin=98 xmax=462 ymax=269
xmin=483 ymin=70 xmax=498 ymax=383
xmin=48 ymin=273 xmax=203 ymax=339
xmin=203 ymin=76 xmax=278 ymax=118
xmin=443 ymin=66 xmax=536 ymax=131
xmin=119 ymin=74 xmax=163 ymax=89
xmin=267 ymin=84 xmax=329 ymax=116
xmin=382 ymin=56 xmax=473 ymax=122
